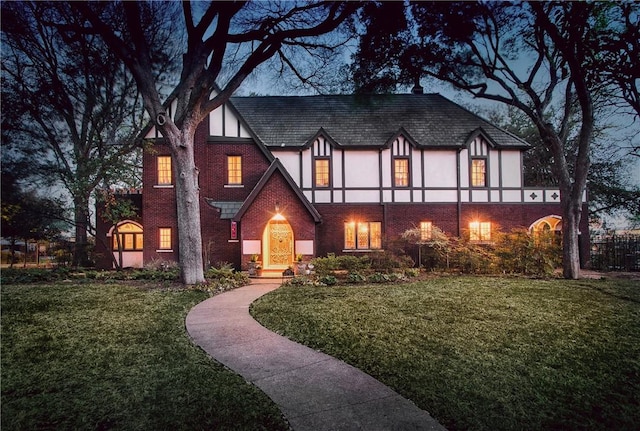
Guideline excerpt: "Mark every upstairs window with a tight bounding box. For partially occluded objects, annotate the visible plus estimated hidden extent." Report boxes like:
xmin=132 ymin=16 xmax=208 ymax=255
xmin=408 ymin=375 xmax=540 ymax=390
xmin=470 ymin=221 xmax=491 ymax=242
xmin=420 ymin=221 xmax=433 ymax=241
xmin=471 ymin=159 xmax=486 ymax=187
xmin=315 ymin=158 xmax=330 ymax=187
xmin=394 ymin=158 xmax=409 ymax=187
xmin=227 ymin=155 xmax=242 ymax=185
xmin=157 ymin=156 xmax=172 ymax=185
xmin=159 ymin=228 xmax=172 ymax=250
xmin=345 ymin=221 xmax=382 ymax=250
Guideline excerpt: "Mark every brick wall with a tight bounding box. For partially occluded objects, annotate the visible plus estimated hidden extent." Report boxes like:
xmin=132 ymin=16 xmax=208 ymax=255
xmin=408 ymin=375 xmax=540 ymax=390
xmin=239 ymin=170 xmax=317 ymax=268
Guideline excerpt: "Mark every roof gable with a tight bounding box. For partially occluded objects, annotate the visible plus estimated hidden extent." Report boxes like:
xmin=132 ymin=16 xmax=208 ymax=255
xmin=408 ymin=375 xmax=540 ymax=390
xmin=233 ymin=159 xmax=322 ymax=223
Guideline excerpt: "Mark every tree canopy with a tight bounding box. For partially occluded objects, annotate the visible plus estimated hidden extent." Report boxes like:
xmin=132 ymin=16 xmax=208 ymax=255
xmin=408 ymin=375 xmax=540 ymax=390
xmin=1 ymin=1 xmax=173 ymax=265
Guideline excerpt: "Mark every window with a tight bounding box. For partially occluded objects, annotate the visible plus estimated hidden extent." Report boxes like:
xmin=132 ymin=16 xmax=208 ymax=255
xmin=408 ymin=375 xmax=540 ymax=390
xmin=227 ymin=155 xmax=242 ymax=185
xmin=315 ymin=158 xmax=330 ymax=187
xmin=470 ymin=221 xmax=491 ymax=242
xmin=394 ymin=158 xmax=409 ymax=187
xmin=471 ymin=159 xmax=486 ymax=187
xmin=345 ymin=222 xmax=382 ymax=250
xmin=420 ymin=221 xmax=433 ymax=241
xmin=157 ymin=156 xmax=172 ymax=185
xmin=159 ymin=228 xmax=172 ymax=250
xmin=112 ymin=223 xmax=143 ymax=251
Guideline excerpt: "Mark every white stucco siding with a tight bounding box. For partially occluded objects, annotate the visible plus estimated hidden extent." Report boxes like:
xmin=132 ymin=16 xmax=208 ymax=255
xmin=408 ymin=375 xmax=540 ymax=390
xmin=344 ymin=152 xmax=380 ymax=188
xmin=301 ymin=150 xmax=313 ymax=188
xmin=411 ymin=151 xmax=422 ymax=187
xmin=424 ymin=190 xmax=458 ymax=202
xmin=332 ymin=149 xmax=343 ymax=188
xmin=210 ymin=105 xmax=224 ymax=136
xmin=394 ymin=190 xmax=411 ymax=202
xmin=314 ymin=190 xmax=332 ymax=203
xmin=424 ymin=151 xmax=458 ymax=187
xmin=490 ymin=151 xmax=500 ymax=187
xmin=346 ymin=190 xmax=379 ymax=202
xmin=501 ymin=151 xmax=522 ymax=188
xmin=276 ymin=153 xmax=301 ymax=186
xmin=459 ymin=150 xmax=469 ymax=188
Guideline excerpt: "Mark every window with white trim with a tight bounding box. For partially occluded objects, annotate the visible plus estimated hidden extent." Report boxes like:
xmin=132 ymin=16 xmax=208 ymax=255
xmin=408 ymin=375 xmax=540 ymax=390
xmin=227 ymin=155 xmax=242 ymax=185
xmin=159 ymin=228 xmax=172 ymax=250
xmin=157 ymin=156 xmax=172 ymax=185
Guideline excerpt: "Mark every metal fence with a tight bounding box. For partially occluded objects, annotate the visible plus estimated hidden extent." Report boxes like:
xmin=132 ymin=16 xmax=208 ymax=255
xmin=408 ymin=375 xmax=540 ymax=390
xmin=590 ymin=234 xmax=640 ymax=272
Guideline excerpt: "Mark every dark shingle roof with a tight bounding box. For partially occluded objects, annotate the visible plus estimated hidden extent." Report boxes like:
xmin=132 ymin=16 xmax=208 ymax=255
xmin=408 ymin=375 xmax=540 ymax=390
xmin=203 ymin=200 xmax=243 ymax=219
xmin=230 ymin=93 xmax=528 ymax=149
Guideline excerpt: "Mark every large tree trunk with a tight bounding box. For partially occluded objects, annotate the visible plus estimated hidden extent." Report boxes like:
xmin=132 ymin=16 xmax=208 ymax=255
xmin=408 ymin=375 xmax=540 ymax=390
xmin=561 ymin=190 xmax=583 ymax=279
xmin=72 ymin=195 xmax=90 ymax=267
xmin=169 ymin=125 xmax=205 ymax=285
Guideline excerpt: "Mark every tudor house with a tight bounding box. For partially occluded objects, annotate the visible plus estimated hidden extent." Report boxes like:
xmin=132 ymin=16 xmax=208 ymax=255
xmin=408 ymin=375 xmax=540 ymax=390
xmin=95 ymin=92 xmax=589 ymax=271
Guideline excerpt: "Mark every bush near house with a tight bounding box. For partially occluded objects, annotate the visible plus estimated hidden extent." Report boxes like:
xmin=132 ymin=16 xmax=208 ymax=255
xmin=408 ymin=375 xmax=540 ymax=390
xmin=289 ymin=229 xmax=561 ymax=287
xmin=0 ymin=262 xmax=249 ymax=292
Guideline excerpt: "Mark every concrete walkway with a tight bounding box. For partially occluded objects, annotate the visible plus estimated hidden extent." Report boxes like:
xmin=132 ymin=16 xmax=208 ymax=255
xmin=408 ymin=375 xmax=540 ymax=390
xmin=186 ymin=280 xmax=446 ymax=431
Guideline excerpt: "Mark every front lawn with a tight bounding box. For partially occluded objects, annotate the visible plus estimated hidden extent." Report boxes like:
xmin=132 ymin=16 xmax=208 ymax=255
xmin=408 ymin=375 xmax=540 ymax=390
xmin=1 ymin=282 xmax=287 ymax=431
xmin=251 ymin=276 xmax=640 ymax=431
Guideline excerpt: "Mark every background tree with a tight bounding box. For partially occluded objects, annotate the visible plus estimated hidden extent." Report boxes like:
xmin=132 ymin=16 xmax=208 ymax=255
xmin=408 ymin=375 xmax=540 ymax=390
xmin=1 ymin=169 xmax=67 ymax=268
xmin=72 ymin=1 xmax=358 ymax=284
xmin=1 ymin=1 xmax=173 ymax=266
xmin=489 ymin=107 xmax=640 ymax=224
xmin=350 ymin=1 xmax=639 ymax=278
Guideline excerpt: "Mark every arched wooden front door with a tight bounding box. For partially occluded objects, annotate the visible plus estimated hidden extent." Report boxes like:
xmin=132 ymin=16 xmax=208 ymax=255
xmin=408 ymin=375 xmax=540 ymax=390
xmin=263 ymin=216 xmax=293 ymax=269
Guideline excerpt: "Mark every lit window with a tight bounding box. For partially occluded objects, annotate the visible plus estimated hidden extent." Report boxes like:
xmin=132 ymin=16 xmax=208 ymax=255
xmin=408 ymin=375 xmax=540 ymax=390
xmin=394 ymin=158 xmax=409 ymax=187
xmin=470 ymin=221 xmax=491 ymax=241
xmin=159 ymin=228 xmax=172 ymax=250
xmin=315 ymin=159 xmax=330 ymax=187
xmin=227 ymin=155 xmax=242 ymax=185
xmin=345 ymin=222 xmax=382 ymax=250
xmin=471 ymin=159 xmax=486 ymax=187
xmin=157 ymin=156 xmax=172 ymax=185
xmin=112 ymin=222 xmax=143 ymax=251
xmin=420 ymin=222 xmax=433 ymax=241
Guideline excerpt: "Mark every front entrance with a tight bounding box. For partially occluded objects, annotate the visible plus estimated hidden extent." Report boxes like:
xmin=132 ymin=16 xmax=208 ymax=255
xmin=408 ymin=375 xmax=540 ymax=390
xmin=263 ymin=215 xmax=293 ymax=269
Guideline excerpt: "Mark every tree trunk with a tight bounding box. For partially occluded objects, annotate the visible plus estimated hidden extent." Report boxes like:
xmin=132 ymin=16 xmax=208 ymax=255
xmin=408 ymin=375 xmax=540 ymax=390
xmin=170 ymin=126 xmax=205 ymax=285
xmin=561 ymin=193 xmax=582 ymax=279
xmin=72 ymin=196 xmax=90 ymax=267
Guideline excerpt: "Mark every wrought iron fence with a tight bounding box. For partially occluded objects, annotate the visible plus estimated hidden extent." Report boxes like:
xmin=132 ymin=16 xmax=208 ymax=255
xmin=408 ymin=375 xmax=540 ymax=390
xmin=590 ymin=234 xmax=640 ymax=272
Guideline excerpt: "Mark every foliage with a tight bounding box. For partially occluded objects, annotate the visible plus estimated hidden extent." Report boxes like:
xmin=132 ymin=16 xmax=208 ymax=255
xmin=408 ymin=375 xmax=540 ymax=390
xmin=311 ymin=254 xmax=371 ymax=277
xmin=252 ymin=277 xmax=640 ymax=431
xmin=1 ymin=282 xmax=288 ymax=430
xmin=1 ymin=2 xmax=158 ymax=266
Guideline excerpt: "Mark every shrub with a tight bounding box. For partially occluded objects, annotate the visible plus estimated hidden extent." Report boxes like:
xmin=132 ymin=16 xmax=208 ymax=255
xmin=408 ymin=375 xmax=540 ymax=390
xmin=203 ymin=262 xmax=249 ymax=293
xmin=346 ymin=272 xmax=367 ymax=284
xmin=368 ymin=251 xmax=414 ymax=272
xmin=318 ymin=275 xmax=337 ymax=286
xmin=311 ymin=254 xmax=370 ymax=276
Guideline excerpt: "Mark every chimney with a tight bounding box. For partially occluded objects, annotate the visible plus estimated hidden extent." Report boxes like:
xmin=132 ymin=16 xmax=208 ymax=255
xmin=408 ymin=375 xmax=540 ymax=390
xmin=411 ymin=76 xmax=423 ymax=94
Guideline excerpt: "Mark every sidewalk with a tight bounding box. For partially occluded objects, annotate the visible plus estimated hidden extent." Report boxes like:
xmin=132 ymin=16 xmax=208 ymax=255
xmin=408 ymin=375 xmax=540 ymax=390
xmin=186 ymin=280 xmax=446 ymax=431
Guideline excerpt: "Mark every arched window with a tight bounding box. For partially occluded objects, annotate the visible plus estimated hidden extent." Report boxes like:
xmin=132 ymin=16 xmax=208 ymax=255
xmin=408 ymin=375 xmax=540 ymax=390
xmin=111 ymin=221 xmax=143 ymax=251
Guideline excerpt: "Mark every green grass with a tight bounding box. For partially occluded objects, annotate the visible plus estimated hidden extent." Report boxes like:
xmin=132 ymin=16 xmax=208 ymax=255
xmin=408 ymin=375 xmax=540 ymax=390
xmin=1 ymin=282 xmax=288 ymax=431
xmin=251 ymin=276 xmax=640 ymax=431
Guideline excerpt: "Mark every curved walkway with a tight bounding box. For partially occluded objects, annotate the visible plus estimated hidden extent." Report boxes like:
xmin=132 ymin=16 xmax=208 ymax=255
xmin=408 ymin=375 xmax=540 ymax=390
xmin=186 ymin=280 xmax=445 ymax=431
